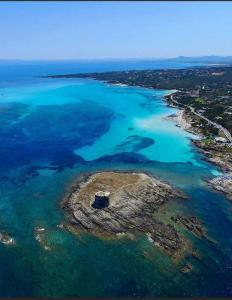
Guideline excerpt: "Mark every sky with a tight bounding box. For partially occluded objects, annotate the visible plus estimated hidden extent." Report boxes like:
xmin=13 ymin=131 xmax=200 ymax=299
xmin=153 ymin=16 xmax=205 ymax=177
xmin=0 ymin=1 xmax=232 ymax=60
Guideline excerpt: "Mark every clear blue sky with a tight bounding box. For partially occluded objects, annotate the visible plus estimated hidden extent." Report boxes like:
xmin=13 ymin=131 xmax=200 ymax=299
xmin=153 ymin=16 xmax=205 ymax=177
xmin=0 ymin=1 xmax=232 ymax=60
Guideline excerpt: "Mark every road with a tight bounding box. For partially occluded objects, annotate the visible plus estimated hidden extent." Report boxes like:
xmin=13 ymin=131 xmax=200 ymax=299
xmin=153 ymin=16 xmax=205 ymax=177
xmin=170 ymin=94 xmax=232 ymax=144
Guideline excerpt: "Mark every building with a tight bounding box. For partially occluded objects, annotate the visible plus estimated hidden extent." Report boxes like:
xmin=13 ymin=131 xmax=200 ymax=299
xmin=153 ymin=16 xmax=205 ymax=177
xmin=92 ymin=191 xmax=110 ymax=209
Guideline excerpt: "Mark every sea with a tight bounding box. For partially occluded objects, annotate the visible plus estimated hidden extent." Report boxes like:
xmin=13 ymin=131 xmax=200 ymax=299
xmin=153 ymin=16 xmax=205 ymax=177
xmin=0 ymin=59 xmax=231 ymax=297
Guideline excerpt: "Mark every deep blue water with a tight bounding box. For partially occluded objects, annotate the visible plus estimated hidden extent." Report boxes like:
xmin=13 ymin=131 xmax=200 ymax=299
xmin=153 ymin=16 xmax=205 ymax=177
xmin=0 ymin=60 xmax=231 ymax=297
xmin=0 ymin=59 xmax=205 ymax=84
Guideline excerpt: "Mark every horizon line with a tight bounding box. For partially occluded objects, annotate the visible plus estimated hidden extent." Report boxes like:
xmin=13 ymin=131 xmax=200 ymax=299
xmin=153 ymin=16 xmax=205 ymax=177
xmin=0 ymin=55 xmax=231 ymax=62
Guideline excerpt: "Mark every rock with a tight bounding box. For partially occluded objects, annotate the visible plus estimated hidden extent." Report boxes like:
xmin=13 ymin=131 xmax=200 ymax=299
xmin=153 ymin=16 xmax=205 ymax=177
xmin=34 ymin=227 xmax=51 ymax=251
xmin=34 ymin=227 xmax=46 ymax=233
xmin=57 ymin=223 xmax=64 ymax=229
xmin=172 ymin=215 xmax=206 ymax=238
xmin=0 ymin=232 xmax=15 ymax=246
xmin=180 ymin=263 xmax=193 ymax=274
xmin=208 ymin=174 xmax=232 ymax=200
xmin=61 ymin=171 xmax=187 ymax=257
xmin=193 ymin=140 xmax=232 ymax=173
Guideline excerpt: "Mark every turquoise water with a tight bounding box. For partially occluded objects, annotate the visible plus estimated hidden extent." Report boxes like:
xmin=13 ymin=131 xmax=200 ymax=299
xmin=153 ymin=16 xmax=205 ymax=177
xmin=0 ymin=61 xmax=232 ymax=296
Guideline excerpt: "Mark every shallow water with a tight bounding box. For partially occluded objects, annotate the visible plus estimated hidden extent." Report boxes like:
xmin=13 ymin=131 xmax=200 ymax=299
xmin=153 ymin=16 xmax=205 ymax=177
xmin=0 ymin=61 xmax=231 ymax=296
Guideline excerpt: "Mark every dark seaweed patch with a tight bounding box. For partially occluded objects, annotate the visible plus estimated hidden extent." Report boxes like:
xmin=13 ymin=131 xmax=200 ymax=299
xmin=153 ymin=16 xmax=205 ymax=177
xmin=115 ymin=135 xmax=154 ymax=152
xmin=96 ymin=152 xmax=150 ymax=164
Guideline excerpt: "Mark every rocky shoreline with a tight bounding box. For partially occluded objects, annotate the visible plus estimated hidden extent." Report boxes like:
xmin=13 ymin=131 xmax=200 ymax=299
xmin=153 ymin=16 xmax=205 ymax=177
xmin=208 ymin=174 xmax=232 ymax=201
xmin=61 ymin=171 xmax=209 ymax=260
xmin=164 ymin=93 xmax=232 ymax=200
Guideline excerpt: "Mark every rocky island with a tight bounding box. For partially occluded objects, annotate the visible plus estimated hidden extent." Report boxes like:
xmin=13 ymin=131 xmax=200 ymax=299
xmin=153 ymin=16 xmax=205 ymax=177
xmin=61 ymin=171 xmax=198 ymax=258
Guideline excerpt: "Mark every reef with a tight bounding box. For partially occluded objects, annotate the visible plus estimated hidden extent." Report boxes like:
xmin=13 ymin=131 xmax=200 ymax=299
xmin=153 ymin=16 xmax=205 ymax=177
xmin=171 ymin=215 xmax=206 ymax=238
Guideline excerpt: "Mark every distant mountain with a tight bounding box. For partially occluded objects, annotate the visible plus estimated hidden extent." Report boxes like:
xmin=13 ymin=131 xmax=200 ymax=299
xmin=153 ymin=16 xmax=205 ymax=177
xmin=167 ymin=56 xmax=232 ymax=64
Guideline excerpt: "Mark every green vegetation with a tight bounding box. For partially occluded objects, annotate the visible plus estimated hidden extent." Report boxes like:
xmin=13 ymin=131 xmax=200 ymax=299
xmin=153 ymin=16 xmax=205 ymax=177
xmin=203 ymin=137 xmax=214 ymax=145
xmin=194 ymin=97 xmax=206 ymax=105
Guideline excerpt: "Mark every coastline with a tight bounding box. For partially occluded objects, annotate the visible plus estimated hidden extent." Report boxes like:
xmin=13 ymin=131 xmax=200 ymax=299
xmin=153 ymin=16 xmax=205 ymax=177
xmin=164 ymin=91 xmax=232 ymax=200
xmin=102 ymin=79 xmax=232 ymax=201
xmin=118 ymin=82 xmax=231 ymax=200
xmin=45 ymin=72 xmax=232 ymax=201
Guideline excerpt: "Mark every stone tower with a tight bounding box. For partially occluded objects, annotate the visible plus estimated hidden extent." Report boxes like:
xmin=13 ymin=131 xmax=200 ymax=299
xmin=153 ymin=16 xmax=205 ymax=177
xmin=92 ymin=191 xmax=110 ymax=209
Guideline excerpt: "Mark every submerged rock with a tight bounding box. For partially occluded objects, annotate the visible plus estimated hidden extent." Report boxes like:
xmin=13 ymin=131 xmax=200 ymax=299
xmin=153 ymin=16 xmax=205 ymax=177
xmin=171 ymin=215 xmax=206 ymax=238
xmin=34 ymin=227 xmax=46 ymax=233
xmin=0 ymin=232 xmax=15 ymax=246
xmin=34 ymin=227 xmax=51 ymax=251
xmin=57 ymin=223 xmax=65 ymax=229
xmin=180 ymin=263 xmax=193 ymax=274
xmin=61 ymin=171 xmax=187 ymax=257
